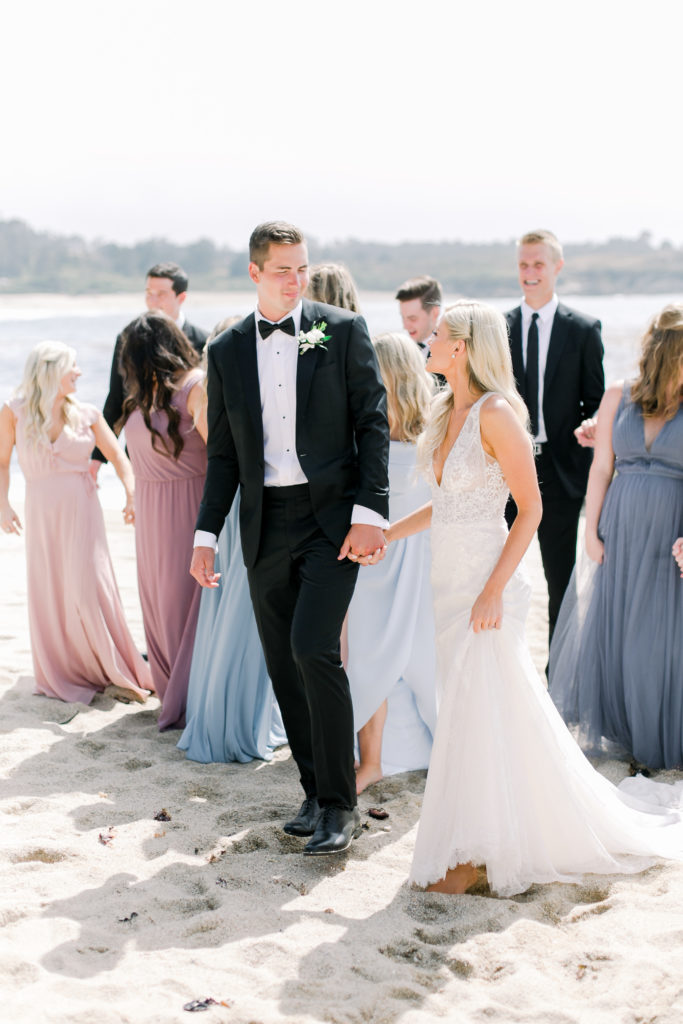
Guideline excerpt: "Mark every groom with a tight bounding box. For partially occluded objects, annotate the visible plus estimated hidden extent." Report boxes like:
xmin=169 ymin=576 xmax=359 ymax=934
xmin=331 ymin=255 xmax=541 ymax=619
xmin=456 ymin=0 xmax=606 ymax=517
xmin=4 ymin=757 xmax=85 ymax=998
xmin=190 ymin=222 xmax=390 ymax=854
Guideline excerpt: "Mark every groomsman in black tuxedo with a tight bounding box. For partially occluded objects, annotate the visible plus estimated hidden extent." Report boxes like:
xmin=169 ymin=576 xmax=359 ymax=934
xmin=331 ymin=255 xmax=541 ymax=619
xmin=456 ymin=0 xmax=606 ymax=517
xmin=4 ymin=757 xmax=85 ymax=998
xmin=191 ymin=222 xmax=390 ymax=855
xmin=91 ymin=262 xmax=208 ymax=467
xmin=505 ymin=230 xmax=604 ymax=644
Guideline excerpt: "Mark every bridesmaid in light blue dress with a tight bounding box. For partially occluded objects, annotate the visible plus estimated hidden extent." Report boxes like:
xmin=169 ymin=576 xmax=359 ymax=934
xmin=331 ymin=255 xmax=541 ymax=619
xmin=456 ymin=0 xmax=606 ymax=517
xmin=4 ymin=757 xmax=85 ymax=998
xmin=346 ymin=332 xmax=438 ymax=793
xmin=179 ymin=491 xmax=285 ymax=762
xmin=178 ymin=317 xmax=285 ymax=763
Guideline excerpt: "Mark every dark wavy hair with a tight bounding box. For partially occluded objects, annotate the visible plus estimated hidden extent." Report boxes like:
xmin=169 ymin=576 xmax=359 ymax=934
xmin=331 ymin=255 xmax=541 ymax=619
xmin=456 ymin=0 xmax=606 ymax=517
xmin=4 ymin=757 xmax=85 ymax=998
xmin=118 ymin=311 xmax=199 ymax=459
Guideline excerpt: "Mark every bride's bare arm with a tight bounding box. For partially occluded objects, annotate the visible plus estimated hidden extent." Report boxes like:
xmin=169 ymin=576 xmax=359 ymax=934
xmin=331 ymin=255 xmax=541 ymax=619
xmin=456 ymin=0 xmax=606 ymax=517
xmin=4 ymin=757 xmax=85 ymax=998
xmin=470 ymin=396 xmax=542 ymax=631
xmin=385 ymin=502 xmax=432 ymax=544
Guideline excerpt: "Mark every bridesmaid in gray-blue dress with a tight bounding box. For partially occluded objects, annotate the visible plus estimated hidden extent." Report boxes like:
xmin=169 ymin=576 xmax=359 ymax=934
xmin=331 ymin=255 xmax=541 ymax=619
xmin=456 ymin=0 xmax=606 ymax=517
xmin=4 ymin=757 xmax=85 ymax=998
xmin=550 ymin=304 xmax=683 ymax=769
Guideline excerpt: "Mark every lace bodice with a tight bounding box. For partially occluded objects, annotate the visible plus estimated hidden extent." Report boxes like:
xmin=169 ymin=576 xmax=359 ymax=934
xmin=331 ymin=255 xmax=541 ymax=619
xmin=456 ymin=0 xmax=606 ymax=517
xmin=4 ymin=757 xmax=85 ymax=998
xmin=430 ymin=393 xmax=509 ymax=525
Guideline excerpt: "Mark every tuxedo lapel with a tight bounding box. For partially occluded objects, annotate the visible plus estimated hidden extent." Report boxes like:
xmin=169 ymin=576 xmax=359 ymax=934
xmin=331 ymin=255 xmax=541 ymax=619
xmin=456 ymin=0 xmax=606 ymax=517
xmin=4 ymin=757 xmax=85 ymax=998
xmin=296 ymin=299 xmax=321 ymax=419
xmin=544 ymin=304 xmax=570 ymax=394
xmin=507 ymin=308 xmax=525 ymax=397
xmin=233 ymin=314 xmax=264 ymax=447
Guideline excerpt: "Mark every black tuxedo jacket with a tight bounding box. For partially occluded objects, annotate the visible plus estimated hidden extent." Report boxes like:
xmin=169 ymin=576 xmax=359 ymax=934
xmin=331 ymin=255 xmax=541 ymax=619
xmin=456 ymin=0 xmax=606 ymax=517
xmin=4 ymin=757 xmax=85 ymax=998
xmin=196 ymin=299 xmax=390 ymax=567
xmin=92 ymin=318 xmax=208 ymax=462
xmin=505 ymin=302 xmax=604 ymax=499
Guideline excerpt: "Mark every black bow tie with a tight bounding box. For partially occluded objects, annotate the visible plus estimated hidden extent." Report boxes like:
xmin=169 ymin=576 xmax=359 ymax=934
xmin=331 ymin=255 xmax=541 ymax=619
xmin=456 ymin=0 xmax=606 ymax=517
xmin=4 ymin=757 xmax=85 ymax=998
xmin=259 ymin=317 xmax=295 ymax=339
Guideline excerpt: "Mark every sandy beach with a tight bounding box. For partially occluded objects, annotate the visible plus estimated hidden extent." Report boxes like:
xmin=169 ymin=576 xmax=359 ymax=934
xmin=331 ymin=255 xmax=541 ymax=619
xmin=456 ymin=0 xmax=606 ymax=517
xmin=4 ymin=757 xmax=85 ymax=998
xmin=1 ymin=505 xmax=682 ymax=1024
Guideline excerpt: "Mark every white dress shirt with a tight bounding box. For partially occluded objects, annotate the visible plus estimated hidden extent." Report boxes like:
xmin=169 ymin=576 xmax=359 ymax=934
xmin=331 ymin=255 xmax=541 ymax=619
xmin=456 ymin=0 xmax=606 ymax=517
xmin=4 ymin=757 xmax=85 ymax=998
xmin=520 ymin=293 xmax=559 ymax=443
xmin=194 ymin=301 xmax=387 ymax=550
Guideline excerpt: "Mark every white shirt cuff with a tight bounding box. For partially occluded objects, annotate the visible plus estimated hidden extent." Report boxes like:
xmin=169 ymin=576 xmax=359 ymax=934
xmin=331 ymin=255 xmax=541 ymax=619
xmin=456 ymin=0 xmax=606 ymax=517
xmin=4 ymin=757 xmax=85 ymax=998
xmin=194 ymin=530 xmax=218 ymax=551
xmin=351 ymin=504 xmax=390 ymax=530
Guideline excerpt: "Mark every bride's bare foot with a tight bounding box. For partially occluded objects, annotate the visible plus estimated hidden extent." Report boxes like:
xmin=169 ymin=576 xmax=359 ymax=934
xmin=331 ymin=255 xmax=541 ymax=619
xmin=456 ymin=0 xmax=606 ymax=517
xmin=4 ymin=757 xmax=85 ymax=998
xmin=355 ymin=762 xmax=383 ymax=795
xmin=426 ymin=862 xmax=481 ymax=894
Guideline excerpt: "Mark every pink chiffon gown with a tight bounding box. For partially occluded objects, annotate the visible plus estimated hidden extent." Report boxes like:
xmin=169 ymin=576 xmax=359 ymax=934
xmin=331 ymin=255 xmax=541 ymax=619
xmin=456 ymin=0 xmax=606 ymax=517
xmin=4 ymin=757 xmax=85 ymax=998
xmin=123 ymin=371 xmax=207 ymax=730
xmin=8 ymin=398 xmax=151 ymax=703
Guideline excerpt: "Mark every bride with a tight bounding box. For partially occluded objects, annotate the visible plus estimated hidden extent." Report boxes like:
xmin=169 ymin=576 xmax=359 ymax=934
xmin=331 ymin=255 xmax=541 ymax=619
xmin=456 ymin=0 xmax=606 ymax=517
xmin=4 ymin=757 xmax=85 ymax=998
xmin=386 ymin=300 xmax=683 ymax=898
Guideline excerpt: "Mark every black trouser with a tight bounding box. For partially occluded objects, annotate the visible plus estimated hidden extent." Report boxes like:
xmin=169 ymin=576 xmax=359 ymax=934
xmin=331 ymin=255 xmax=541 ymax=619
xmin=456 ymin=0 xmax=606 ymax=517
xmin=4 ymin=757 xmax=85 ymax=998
xmin=506 ymin=447 xmax=583 ymax=645
xmin=247 ymin=485 xmax=359 ymax=810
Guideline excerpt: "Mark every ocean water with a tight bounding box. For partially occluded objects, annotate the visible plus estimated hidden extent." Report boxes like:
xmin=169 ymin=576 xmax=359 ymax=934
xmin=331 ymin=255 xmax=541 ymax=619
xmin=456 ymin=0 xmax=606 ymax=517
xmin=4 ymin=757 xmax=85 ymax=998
xmin=1 ymin=291 xmax=676 ymax=508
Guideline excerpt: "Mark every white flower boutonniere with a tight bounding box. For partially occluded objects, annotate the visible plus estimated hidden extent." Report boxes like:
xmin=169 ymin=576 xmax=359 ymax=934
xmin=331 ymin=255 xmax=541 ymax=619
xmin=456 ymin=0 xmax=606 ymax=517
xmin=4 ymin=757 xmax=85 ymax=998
xmin=298 ymin=320 xmax=331 ymax=356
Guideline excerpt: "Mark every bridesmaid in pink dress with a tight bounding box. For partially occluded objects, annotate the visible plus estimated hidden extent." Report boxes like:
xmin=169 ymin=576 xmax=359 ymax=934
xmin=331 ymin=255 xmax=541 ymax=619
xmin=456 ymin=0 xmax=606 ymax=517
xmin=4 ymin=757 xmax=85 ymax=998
xmin=117 ymin=312 xmax=207 ymax=730
xmin=0 ymin=342 xmax=151 ymax=703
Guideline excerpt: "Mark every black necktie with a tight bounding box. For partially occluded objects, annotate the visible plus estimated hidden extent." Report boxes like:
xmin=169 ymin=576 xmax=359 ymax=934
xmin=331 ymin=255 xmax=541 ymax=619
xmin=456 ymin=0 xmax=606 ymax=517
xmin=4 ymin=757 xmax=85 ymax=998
xmin=525 ymin=312 xmax=539 ymax=437
xmin=258 ymin=317 xmax=295 ymax=340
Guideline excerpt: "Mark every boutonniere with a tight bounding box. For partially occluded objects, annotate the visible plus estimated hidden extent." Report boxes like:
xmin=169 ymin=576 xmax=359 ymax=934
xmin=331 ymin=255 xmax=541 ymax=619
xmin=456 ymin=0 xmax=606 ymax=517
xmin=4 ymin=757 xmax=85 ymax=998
xmin=298 ymin=320 xmax=331 ymax=356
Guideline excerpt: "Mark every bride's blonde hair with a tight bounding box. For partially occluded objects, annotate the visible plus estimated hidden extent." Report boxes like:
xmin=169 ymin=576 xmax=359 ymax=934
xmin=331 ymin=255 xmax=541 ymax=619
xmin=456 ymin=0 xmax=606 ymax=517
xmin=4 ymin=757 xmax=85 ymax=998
xmin=419 ymin=301 xmax=528 ymax=470
xmin=17 ymin=341 xmax=80 ymax=450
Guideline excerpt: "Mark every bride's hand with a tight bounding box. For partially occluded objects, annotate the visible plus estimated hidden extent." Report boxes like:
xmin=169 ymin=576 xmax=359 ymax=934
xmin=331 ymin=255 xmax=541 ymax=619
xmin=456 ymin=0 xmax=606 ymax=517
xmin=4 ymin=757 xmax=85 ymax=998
xmin=469 ymin=586 xmax=503 ymax=633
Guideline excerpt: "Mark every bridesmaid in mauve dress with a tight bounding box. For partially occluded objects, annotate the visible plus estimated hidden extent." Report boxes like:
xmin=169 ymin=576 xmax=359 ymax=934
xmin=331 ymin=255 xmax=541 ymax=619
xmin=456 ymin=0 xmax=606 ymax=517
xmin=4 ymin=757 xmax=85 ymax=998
xmin=118 ymin=312 xmax=208 ymax=730
xmin=0 ymin=341 xmax=151 ymax=703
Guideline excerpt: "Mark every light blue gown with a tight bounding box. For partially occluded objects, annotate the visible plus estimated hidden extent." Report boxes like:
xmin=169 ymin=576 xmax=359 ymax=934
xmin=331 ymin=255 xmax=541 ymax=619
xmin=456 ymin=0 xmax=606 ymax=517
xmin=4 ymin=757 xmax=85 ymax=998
xmin=346 ymin=441 xmax=437 ymax=774
xmin=178 ymin=495 xmax=286 ymax=763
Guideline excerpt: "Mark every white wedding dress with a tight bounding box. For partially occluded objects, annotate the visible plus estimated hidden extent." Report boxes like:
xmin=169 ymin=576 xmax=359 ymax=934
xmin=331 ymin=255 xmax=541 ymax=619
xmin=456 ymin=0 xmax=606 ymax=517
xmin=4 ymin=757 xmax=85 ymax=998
xmin=409 ymin=393 xmax=683 ymax=897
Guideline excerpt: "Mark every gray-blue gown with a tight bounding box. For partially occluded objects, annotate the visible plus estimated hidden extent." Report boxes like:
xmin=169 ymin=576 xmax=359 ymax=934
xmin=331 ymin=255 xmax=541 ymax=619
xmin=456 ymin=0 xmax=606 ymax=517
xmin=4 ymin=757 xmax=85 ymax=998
xmin=549 ymin=383 xmax=683 ymax=768
xmin=178 ymin=495 xmax=286 ymax=763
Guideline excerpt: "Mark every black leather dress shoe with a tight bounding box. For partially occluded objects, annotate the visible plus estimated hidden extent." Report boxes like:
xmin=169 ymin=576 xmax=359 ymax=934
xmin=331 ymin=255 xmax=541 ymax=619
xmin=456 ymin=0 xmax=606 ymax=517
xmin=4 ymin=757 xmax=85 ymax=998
xmin=303 ymin=806 xmax=361 ymax=855
xmin=283 ymin=797 xmax=321 ymax=837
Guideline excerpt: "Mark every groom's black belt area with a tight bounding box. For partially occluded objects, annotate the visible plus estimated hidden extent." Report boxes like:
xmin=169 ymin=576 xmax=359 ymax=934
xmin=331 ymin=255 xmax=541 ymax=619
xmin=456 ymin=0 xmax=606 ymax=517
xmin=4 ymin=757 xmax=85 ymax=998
xmin=264 ymin=483 xmax=310 ymax=500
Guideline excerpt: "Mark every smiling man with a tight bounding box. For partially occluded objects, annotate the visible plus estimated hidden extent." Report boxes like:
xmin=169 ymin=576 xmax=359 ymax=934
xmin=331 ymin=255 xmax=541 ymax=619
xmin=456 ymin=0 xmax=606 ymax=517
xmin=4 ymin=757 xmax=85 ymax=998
xmin=191 ymin=221 xmax=389 ymax=856
xmin=395 ymin=275 xmax=442 ymax=355
xmin=505 ymin=229 xmax=604 ymax=648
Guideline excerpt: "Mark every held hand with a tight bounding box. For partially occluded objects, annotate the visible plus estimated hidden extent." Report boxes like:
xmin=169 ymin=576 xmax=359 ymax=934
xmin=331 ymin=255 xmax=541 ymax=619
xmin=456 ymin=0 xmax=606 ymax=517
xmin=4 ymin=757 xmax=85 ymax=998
xmin=574 ymin=417 xmax=598 ymax=448
xmin=338 ymin=524 xmax=387 ymax=566
xmin=672 ymin=537 xmax=683 ymax=577
xmin=1 ymin=503 xmax=22 ymax=536
xmin=469 ymin=587 xmax=503 ymax=633
xmin=190 ymin=545 xmax=221 ymax=588
xmin=585 ymin=533 xmax=605 ymax=564
xmin=88 ymin=460 xmax=101 ymax=485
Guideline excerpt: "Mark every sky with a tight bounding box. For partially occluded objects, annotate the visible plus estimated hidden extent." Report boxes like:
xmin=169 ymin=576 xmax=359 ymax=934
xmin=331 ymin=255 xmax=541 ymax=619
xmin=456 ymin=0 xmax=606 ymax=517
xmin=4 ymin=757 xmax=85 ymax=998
xmin=3 ymin=0 xmax=683 ymax=248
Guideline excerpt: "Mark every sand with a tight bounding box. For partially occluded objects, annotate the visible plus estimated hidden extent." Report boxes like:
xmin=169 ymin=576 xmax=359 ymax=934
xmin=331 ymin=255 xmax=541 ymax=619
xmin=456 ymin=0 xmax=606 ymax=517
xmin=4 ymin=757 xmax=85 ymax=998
xmin=1 ymin=504 xmax=682 ymax=1024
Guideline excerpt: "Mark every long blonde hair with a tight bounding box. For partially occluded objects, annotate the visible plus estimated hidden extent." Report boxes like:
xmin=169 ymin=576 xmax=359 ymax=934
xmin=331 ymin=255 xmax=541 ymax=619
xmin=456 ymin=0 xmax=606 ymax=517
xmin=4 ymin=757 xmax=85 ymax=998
xmin=372 ymin=332 xmax=434 ymax=442
xmin=631 ymin=303 xmax=683 ymax=419
xmin=419 ymin=301 xmax=528 ymax=469
xmin=16 ymin=341 xmax=80 ymax=450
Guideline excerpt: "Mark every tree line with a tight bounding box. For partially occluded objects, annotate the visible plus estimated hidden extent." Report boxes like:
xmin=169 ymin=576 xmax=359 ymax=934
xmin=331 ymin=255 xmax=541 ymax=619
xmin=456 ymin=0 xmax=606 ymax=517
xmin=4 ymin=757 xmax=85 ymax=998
xmin=0 ymin=218 xmax=681 ymax=295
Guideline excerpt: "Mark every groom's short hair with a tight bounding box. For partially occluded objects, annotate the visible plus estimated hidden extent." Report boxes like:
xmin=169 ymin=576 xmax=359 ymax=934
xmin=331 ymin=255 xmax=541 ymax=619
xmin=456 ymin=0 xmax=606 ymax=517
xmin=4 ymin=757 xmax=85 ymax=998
xmin=249 ymin=221 xmax=305 ymax=269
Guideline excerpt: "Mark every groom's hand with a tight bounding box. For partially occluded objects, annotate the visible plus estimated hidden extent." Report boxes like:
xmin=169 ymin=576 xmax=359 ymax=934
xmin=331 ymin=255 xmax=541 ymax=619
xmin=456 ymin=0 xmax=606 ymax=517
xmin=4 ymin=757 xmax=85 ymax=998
xmin=190 ymin=546 xmax=221 ymax=588
xmin=338 ymin=525 xmax=387 ymax=566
